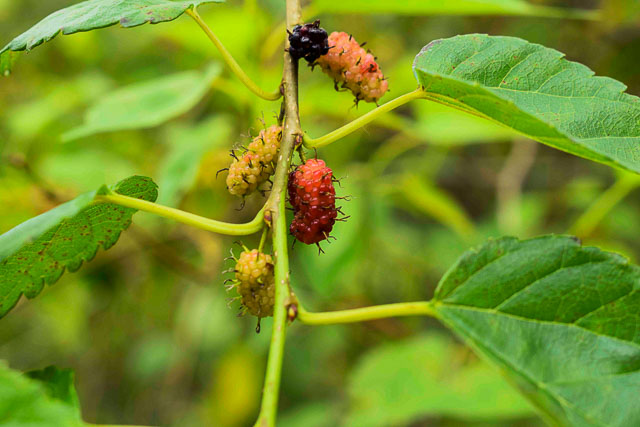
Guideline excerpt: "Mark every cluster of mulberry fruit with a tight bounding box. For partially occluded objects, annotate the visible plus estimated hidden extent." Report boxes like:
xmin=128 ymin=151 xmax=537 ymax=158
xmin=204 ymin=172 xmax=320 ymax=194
xmin=288 ymin=159 xmax=338 ymax=245
xmin=229 ymin=249 xmax=275 ymax=319
xmin=288 ymin=20 xmax=330 ymax=64
xmin=226 ymin=125 xmax=283 ymax=197
xmin=315 ymin=31 xmax=389 ymax=104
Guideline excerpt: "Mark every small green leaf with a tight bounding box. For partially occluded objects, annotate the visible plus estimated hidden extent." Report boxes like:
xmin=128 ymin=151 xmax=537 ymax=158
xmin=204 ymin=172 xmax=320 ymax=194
xmin=347 ymin=333 xmax=534 ymax=427
xmin=314 ymin=0 xmax=598 ymax=19
xmin=432 ymin=235 xmax=640 ymax=426
xmin=0 ymin=362 xmax=83 ymax=426
xmin=0 ymin=0 xmax=224 ymax=74
xmin=413 ymin=35 xmax=640 ymax=174
xmin=63 ymin=63 xmax=221 ymax=140
xmin=26 ymin=366 xmax=80 ymax=414
xmin=0 ymin=175 xmax=158 ymax=319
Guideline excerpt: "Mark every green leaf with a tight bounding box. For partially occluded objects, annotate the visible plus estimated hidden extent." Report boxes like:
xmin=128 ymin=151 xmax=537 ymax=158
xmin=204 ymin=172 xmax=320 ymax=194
xmin=0 ymin=0 xmax=223 ymax=74
xmin=63 ymin=63 xmax=221 ymax=140
xmin=0 ymin=175 xmax=158 ymax=319
xmin=413 ymin=35 xmax=640 ymax=174
xmin=157 ymin=116 xmax=232 ymax=206
xmin=26 ymin=366 xmax=81 ymax=414
xmin=314 ymin=0 xmax=598 ymax=19
xmin=432 ymin=235 xmax=640 ymax=426
xmin=0 ymin=362 xmax=83 ymax=426
xmin=347 ymin=333 xmax=534 ymax=427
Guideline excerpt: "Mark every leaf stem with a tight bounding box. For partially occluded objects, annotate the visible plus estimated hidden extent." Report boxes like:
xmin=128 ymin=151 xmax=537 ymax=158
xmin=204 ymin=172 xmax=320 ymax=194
xmin=94 ymin=194 xmax=264 ymax=236
xmin=254 ymin=1 xmax=302 ymax=425
xmin=569 ymin=173 xmax=640 ymax=237
xmin=297 ymin=301 xmax=436 ymax=325
xmin=186 ymin=8 xmax=282 ymax=101
xmin=303 ymin=88 xmax=428 ymax=148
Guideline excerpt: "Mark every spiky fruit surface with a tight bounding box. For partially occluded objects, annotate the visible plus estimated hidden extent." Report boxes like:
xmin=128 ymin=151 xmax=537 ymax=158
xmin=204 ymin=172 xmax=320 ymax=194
xmin=288 ymin=159 xmax=337 ymax=245
xmin=315 ymin=31 xmax=388 ymax=104
xmin=288 ymin=20 xmax=330 ymax=63
xmin=234 ymin=250 xmax=275 ymax=318
xmin=226 ymin=125 xmax=283 ymax=197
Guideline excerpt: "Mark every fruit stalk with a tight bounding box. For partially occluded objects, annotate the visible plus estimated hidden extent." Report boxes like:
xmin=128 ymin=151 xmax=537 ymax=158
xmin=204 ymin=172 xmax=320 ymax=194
xmin=255 ymin=0 xmax=302 ymax=425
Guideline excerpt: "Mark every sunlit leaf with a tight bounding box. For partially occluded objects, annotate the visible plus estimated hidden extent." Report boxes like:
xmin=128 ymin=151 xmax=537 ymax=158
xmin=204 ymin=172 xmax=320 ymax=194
xmin=347 ymin=333 xmax=535 ymax=427
xmin=413 ymin=34 xmax=640 ymax=174
xmin=0 ymin=362 xmax=83 ymax=426
xmin=63 ymin=63 xmax=221 ymax=140
xmin=0 ymin=175 xmax=158 ymax=319
xmin=433 ymin=235 xmax=640 ymax=426
xmin=314 ymin=0 xmax=598 ymax=19
xmin=0 ymin=0 xmax=224 ymax=74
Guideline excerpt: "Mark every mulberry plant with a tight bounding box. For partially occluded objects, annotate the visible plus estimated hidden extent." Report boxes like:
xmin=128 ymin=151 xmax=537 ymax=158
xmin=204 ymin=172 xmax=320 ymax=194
xmin=1 ymin=1 xmax=640 ymax=427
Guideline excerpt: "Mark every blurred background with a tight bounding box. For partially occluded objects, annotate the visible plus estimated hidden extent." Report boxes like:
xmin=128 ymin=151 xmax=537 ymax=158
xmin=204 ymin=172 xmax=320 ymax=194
xmin=1 ymin=0 xmax=639 ymax=425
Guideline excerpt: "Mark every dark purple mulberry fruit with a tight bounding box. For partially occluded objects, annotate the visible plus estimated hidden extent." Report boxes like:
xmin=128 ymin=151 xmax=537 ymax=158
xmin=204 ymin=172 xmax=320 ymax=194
xmin=287 ymin=20 xmax=330 ymax=63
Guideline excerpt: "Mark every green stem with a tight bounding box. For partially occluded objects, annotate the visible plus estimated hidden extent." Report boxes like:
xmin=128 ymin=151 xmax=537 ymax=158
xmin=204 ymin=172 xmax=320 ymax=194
xmin=186 ymin=8 xmax=282 ymax=101
xmin=298 ymin=301 xmax=436 ymax=325
xmin=303 ymin=88 xmax=427 ymax=148
xmin=94 ymin=194 xmax=264 ymax=236
xmin=569 ymin=173 xmax=640 ymax=237
xmin=254 ymin=1 xmax=302 ymax=425
xmin=257 ymin=194 xmax=290 ymax=427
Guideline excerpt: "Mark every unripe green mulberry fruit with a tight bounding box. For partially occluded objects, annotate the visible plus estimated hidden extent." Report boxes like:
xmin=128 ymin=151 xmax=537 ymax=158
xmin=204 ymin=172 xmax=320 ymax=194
xmin=226 ymin=152 xmax=264 ymax=197
xmin=226 ymin=125 xmax=283 ymax=197
xmin=233 ymin=249 xmax=275 ymax=318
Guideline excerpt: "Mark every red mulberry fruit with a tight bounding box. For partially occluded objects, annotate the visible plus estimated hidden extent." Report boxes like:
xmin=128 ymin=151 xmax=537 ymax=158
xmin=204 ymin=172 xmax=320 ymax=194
xmin=288 ymin=159 xmax=338 ymax=245
xmin=231 ymin=249 xmax=275 ymax=318
xmin=226 ymin=125 xmax=283 ymax=197
xmin=288 ymin=20 xmax=330 ymax=63
xmin=315 ymin=31 xmax=388 ymax=104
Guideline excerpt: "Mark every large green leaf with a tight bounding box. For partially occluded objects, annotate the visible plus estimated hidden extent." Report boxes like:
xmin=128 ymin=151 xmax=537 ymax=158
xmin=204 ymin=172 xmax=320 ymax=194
xmin=313 ymin=0 xmax=598 ymax=19
xmin=0 ymin=362 xmax=83 ymax=426
xmin=432 ymin=235 xmax=640 ymax=426
xmin=0 ymin=175 xmax=158 ymax=319
xmin=413 ymin=35 xmax=640 ymax=174
xmin=347 ymin=333 xmax=534 ymax=427
xmin=0 ymin=0 xmax=223 ymax=74
xmin=62 ymin=63 xmax=221 ymax=140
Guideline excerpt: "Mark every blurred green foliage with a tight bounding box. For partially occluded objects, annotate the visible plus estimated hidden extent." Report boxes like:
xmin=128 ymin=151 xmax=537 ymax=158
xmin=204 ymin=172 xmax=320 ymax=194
xmin=0 ymin=0 xmax=639 ymax=425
